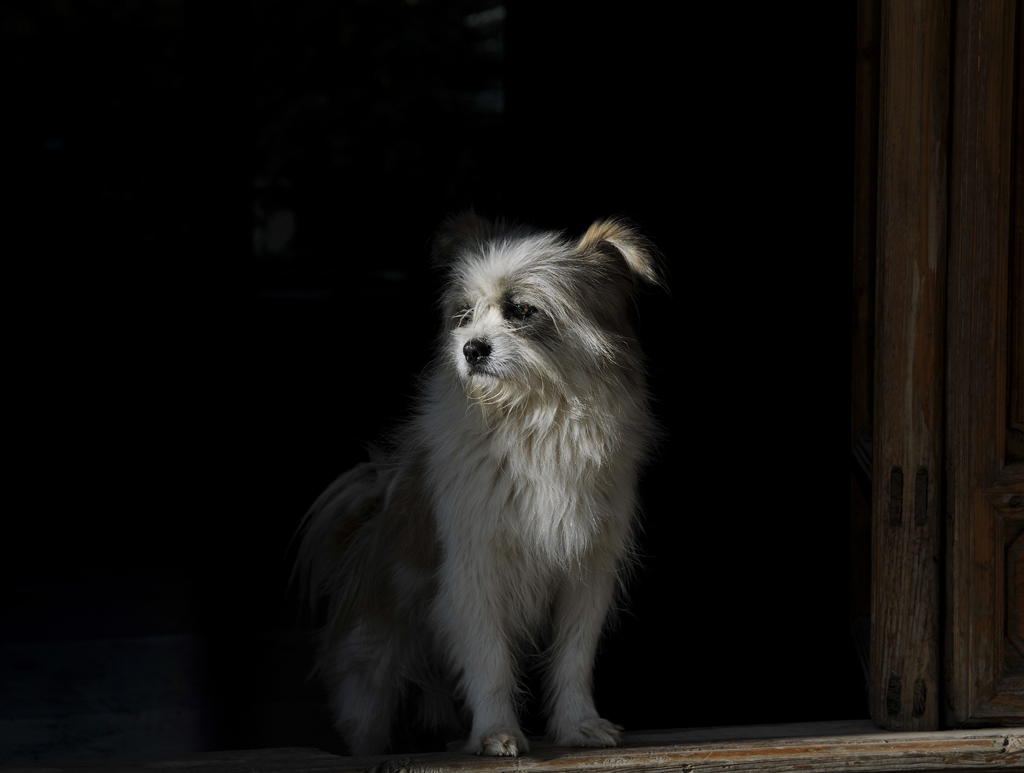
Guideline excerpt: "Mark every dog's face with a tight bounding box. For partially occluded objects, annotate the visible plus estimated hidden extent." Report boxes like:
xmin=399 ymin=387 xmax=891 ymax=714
xmin=431 ymin=214 xmax=664 ymax=405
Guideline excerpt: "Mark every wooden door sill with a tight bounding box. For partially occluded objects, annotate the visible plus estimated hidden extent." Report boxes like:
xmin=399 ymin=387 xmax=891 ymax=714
xmin=2 ymin=719 xmax=1021 ymax=772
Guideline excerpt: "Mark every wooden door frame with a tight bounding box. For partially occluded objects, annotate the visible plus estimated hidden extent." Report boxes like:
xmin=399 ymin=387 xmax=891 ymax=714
xmin=869 ymin=0 xmax=949 ymax=732
xmin=945 ymin=0 xmax=1020 ymax=728
xmin=867 ymin=0 xmax=1023 ymax=729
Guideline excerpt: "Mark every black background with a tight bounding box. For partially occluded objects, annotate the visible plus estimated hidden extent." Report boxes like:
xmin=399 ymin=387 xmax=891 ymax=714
xmin=3 ymin=0 xmax=864 ymax=760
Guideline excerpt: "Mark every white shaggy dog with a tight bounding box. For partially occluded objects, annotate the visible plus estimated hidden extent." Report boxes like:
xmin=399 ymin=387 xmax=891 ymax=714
xmin=295 ymin=213 xmax=664 ymax=757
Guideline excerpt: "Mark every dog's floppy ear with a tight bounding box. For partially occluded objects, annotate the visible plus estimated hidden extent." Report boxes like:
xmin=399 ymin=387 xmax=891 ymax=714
xmin=576 ymin=218 xmax=667 ymax=291
xmin=431 ymin=210 xmax=493 ymax=267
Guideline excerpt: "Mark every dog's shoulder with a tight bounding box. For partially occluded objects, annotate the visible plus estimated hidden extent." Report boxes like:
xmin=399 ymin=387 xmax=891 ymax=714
xmin=379 ymin=445 xmax=440 ymax=574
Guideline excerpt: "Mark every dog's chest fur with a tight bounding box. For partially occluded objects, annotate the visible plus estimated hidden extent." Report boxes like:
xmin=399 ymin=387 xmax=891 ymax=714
xmin=423 ymin=379 xmax=640 ymax=571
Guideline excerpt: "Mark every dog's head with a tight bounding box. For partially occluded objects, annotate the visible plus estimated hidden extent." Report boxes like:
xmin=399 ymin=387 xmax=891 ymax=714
xmin=431 ymin=212 xmax=665 ymax=406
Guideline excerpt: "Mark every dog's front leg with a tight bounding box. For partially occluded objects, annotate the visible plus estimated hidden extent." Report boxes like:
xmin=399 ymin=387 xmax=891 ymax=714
xmin=436 ymin=557 xmax=529 ymax=756
xmin=546 ymin=566 xmax=623 ymax=747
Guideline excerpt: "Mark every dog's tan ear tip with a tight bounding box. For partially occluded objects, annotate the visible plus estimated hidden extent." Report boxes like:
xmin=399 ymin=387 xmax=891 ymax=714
xmin=578 ymin=218 xmax=668 ymax=290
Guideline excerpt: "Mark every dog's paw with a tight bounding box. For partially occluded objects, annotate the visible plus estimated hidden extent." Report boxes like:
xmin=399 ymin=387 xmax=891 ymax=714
xmin=552 ymin=717 xmax=624 ymax=748
xmin=465 ymin=726 xmax=530 ymax=756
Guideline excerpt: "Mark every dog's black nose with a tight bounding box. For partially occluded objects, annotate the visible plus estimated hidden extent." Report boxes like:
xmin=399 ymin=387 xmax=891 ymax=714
xmin=463 ymin=339 xmax=491 ymax=365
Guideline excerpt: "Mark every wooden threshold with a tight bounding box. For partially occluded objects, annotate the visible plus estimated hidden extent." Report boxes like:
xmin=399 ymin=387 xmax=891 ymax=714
xmin=2 ymin=720 xmax=1022 ymax=773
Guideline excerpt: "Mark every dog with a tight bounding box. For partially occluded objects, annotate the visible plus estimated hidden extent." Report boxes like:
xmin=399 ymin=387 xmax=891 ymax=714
xmin=294 ymin=212 xmax=665 ymax=756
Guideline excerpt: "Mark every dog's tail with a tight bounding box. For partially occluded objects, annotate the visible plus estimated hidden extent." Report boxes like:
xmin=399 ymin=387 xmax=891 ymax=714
xmin=292 ymin=461 xmax=385 ymax=658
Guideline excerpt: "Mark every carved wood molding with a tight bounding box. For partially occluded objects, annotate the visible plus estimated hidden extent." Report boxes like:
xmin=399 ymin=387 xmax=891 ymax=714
xmin=985 ymin=464 xmax=1024 ymax=516
xmin=989 ymin=466 xmax=1024 ymax=659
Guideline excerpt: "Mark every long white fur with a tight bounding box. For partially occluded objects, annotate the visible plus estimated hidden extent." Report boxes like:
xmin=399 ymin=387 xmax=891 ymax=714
xmin=295 ymin=213 xmax=664 ymax=756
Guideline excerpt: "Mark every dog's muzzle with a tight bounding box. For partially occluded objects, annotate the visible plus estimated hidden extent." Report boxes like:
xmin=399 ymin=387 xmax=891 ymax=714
xmin=463 ymin=339 xmax=491 ymax=367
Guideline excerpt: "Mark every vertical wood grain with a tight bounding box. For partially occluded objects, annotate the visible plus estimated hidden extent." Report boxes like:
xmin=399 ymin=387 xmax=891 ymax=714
xmin=871 ymin=0 xmax=949 ymax=731
xmin=946 ymin=0 xmax=1017 ymax=727
xmin=1011 ymin=0 xmax=1024 ymax=467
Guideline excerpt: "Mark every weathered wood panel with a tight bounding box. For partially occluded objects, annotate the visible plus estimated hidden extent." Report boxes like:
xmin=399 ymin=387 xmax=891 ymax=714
xmin=945 ymin=0 xmax=1021 ymax=727
xmin=1012 ymin=0 xmax=1024 ymax=468
xmin=871 ymin=0 xmax=950 ymax=731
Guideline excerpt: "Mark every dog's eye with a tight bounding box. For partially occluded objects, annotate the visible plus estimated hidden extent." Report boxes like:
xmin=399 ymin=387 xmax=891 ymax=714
xmin=457 ymin=309 xmax=473 ymax=327
xmin=509 ymin=303 xmax=535 ymax=319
